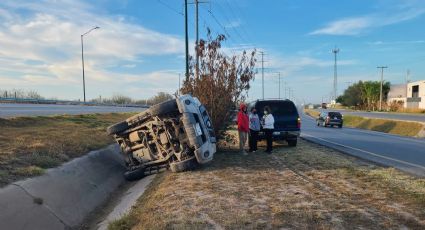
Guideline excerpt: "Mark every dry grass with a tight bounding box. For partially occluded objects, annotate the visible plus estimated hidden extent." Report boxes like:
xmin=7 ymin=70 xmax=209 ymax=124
xmin=396 ymin=108 xmax=425 ymax=114
xmin=111 ymin=136 xmax=425 ymax=229
xmin=343 ymin=115 xmax=424 ymax=137
xmin=304 ymin=109 xmax=320 ymax=118
xmin=0 ymin=113 xmax=135 ymax=187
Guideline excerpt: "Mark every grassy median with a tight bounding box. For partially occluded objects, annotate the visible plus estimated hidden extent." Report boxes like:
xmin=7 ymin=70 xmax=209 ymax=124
xmin=304 ymin=109 xmax=424 ymax=137
xmin=109 ymin=137 xmax=425 ymax=229
xmin=0 ymin=113 xmax=135 ymax=187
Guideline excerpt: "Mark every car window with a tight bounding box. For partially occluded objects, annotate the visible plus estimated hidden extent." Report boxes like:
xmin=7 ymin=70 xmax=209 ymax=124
xmin=328 ymin=112 xmax=342 ymax=118
xmin=255 ymin=101 xmax=298 ymax=116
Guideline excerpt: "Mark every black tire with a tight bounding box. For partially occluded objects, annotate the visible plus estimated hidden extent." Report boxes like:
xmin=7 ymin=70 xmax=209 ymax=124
xmin=123 ymin=167 xmax=145 ymax=181
xmin=149 ymin=99 xmax=178 ymax=117
xmin=107 ymin=121 xmax=130 ymax=135
xmin=316 ymin=121 xmax=320 ymax=126
xmin=338 ymin=124 xmax=343 ymax=128
xmin=288 ymin=139 xmax=297 ymax=147
xmin=169 ymin=157 xmax=197 ymax=173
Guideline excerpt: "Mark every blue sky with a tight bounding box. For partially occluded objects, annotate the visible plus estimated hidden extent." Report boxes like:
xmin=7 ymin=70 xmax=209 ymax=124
xmin=0 ymin=0 xmax=424 ymax=103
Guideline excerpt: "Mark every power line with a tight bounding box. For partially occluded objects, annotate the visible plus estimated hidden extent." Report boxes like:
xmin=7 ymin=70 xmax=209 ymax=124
xmin=207 ymin=9 xmax=230 ymax=38
xmin=156 ymin=0 xmax=183 ymax=16
xmin=213 ymin=1 xmax=248 ymax=45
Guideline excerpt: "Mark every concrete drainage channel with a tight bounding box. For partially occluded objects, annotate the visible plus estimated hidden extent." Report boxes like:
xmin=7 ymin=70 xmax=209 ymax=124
xmin=0 ymin=144 xmax=154 ymax=230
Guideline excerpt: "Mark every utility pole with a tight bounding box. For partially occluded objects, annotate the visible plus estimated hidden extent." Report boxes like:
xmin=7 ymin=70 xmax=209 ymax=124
xmin=178 ymin=73 xmax=181 ymax=96
xmin=195 ymin=0 xmax=199 ymax=79
xmin=284 ymin=81 xmax=287 ymax=99
xmin=332 ymin=47 xmax=340 ymax=103
xmin=288 ymin=87 xmax=291 ymax=101
xmin=185 ymin=0 xmax=189 ymax=82
xmin=406 ymin=69 xmax=410 ymax=83
xmin=377 ymin=66 xmax=388 ymax=111
xmin=278 ymin=72 xmax=281 ymax=99
xmin=260 ymin=51 xmax=265 ymax=99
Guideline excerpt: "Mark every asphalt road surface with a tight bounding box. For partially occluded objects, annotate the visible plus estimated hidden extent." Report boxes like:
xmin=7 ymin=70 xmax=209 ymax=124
xmin=300 ymin=110 xmax=425 ymax=177
xmin=318 ymin=108 xmax=425 ymax=123
xmin=0 ymin=103 xmax=144 ymax=118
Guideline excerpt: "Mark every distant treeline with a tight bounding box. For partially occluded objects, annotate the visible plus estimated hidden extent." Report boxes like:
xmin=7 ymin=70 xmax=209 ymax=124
xmin=0 ymin=89 xmax=44 ymax=100
xmin=0 ymin=88 xmax=173 ymax=106
xmin=90 ymin=92 xmax=174 ymax=105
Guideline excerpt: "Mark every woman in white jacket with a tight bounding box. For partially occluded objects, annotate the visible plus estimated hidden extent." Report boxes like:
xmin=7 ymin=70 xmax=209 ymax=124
xmin=261 ymin=106 xmax=275 ymax=153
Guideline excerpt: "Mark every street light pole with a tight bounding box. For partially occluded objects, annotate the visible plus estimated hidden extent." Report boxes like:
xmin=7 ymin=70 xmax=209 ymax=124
xmin=81 ymin=26 xmax=99 ymax=103
xmin=178 ymin=73 xmax=181 ymax=96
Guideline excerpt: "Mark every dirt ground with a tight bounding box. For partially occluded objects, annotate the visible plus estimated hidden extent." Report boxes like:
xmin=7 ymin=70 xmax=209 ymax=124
xmin=110 ymin=135 xmax=425 ymax=229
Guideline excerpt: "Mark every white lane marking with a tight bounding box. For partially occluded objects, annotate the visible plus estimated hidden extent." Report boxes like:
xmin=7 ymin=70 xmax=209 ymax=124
xmin=302 ymin=133 xmax=425 ymax=170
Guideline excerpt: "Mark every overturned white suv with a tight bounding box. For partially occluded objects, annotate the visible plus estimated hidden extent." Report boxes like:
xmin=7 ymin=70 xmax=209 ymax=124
xmin=107 ymin=95 xmax=216 ymax=180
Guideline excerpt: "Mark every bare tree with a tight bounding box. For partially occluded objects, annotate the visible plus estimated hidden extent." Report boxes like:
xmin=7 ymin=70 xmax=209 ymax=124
xmin=181 ymin=30 xmax=256 ymax=135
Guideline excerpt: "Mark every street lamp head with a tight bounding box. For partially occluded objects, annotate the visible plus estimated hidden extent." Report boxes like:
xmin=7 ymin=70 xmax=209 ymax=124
xmin=82 ymin=26 xmax=100 ymax=36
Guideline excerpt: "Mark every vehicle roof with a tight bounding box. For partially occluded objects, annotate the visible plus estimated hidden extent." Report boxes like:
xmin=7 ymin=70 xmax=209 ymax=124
xmin=250 ymin=99 xmax=294 ymax=103
xmin=322 ymin=111 xmax=342 ymax=114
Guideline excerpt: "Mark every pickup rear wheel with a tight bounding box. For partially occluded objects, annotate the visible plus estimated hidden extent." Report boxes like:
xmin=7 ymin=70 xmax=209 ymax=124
xmin=288 ymin=139 xmax=297 ymax=147
xmin=149 ymin=99 xmax=178 ymax=117
xmin=169 ymin=157 xmax=197 ymax=173
xmin=107 ymin=121 xmax=130 ymax=135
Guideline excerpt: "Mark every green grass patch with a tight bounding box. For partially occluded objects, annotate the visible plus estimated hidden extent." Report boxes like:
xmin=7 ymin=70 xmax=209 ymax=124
xmin=13 ymin=166 xmax=45 ymax=177
xmin=0 ymin=112 xmax=137 ymax=187
xmin=343 ymin=115 xmax=424 ymax=137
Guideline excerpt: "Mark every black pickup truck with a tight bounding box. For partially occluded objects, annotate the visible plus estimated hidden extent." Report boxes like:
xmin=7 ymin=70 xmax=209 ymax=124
xmin=248 ymin=99 xmax=301 ymax=146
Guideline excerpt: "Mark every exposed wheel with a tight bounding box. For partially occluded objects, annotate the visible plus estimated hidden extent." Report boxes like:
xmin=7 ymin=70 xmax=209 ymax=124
xmin=316 ymin=121 xmax=320 ymax=126
xmin=107 ymin=121 xmax=130 ymax=135
xmin=149 ymin=99 xmax=178 ymax=116
xmin=123 ymin=167 xmax=145 ymax=181
xmin=338 ymin=124 xmax=343 ymax=128
xmin=288 ymin=139 xmax=297 ymax=147
xmin=169 ymin=157 xmax=198 ymax=173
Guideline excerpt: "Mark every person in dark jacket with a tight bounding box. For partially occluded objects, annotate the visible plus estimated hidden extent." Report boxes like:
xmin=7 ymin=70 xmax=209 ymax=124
xmin=237 ymin=103 xmax=249 ymax=155
xmin=248 ymin=107 xmax=260 ymax=152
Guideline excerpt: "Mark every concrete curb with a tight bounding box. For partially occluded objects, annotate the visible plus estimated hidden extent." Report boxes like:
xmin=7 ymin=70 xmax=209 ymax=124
xmin=98 ymin=174 xmax=156 ymax=230
xmin=0 ymin=144 xmax=127 ymax=229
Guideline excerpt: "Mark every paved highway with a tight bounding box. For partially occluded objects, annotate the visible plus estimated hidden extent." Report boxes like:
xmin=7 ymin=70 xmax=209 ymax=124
xmin=0 ymin=103 xmax=144 ymax=118
xmin=300 ymin=110 xmax=425 ymax=177
xmin=317 ymin=108 xmax=425 ymax=123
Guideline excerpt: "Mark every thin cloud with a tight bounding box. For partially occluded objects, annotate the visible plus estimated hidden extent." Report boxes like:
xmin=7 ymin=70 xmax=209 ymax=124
xmin=310 ymin=6 xmax=425 ymax=36
xmin=368 ymin=40 xmax=425 ymax=45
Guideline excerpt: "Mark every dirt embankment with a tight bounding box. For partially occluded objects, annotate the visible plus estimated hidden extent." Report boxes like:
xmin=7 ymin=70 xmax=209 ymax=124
xmin=0 ymin=113 xmax=134 ymax=187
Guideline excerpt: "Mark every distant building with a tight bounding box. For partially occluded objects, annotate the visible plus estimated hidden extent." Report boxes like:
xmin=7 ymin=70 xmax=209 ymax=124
xmin=387 ymin=84 xmax=407 ymax=105
xmin=387 ymin=81 xmax=425 ymax=109
xmin=407 ymin=80 xmax=425 ymax=109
